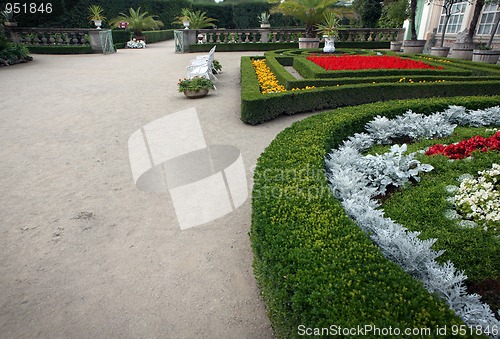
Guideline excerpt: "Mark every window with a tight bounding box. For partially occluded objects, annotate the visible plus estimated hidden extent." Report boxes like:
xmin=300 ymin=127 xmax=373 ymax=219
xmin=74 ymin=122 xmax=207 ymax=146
xmin=437 ymin=1 xmax=467 ymax=34
xmin=477 ymin=3 xmax=500 ymax=35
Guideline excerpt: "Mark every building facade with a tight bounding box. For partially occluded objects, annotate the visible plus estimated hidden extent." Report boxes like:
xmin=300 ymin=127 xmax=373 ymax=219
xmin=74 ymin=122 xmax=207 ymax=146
xmin=403 ymin=0 xmax=499 ymax=48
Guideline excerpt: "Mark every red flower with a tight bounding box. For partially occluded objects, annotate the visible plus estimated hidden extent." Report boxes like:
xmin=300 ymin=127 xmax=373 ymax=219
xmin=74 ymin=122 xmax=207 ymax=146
xmin=307 ymin=55 xmax=443 ymax=71
xmin=425 ymin=131 xmax=500 ymax=159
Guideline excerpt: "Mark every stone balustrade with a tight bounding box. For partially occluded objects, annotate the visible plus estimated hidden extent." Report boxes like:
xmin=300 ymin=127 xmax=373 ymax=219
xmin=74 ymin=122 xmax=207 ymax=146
xmin=6 ymin=27 xmax=90 ymax=46
xmin=196 ymin=28 xmax=405 ymax=44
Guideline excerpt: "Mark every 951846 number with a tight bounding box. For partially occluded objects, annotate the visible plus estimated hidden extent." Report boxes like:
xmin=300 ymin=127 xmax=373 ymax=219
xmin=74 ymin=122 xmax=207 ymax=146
xmin=4 ymin=3 xmax=53 ymax=14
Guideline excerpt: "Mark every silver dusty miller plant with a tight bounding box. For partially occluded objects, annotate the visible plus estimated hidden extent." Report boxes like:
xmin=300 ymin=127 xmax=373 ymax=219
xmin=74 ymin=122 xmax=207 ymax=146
xmin=326 ymin=106 xmax=500 ymax=336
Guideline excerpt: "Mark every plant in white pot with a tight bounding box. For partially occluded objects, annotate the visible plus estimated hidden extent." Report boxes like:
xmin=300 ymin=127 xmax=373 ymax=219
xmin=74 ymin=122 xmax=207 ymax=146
xmin=88 ymin=5 xmax=106 ymax=29
xmin=1 ymin=10 xmax=17 ymax=27
xmin=258 ymin=12 xmax=271 ymax=28
xmin=316 ymin=11 xmax=340 ymax=53
xmin=271 ymin=0 xmax=347 ymax=49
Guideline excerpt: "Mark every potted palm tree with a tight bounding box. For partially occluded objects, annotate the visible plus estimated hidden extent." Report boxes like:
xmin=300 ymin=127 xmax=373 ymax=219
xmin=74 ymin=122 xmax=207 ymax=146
xmin=1 ymin=10 xmax=17 ymax=27
xmin=109 ymin=7 xmax=164 ymax=41
xmin=173 ymin=9 xmax=218 ymax=29
xmin=258 ymin=12 xmax=271 ymax=28
xmin=272 ymin=0 xmax=344 ymax=49
xmin=88 ymin=5 xmax=106 ymax=30
xmin=316 ymin=11 xmax=340 ymax=53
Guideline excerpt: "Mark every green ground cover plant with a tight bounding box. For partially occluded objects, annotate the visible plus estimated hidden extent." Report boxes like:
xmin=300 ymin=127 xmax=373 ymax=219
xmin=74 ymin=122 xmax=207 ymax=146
xmin=241 ymin=49 xmax=500 ymax=124
xmin=251 ymin=96 xmax=500 ymax=338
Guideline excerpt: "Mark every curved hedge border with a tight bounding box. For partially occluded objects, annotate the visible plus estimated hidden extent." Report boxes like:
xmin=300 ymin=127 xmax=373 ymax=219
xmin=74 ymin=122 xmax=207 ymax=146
xmin=241 ymin=52 xmax=500 ymax=125
xmin=251 ymin=95 xmax=500 ymax=338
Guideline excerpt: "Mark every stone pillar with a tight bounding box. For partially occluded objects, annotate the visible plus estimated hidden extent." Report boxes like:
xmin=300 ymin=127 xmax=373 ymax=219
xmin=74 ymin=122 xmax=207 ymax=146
xmin=88 ymin=29 xmax=115 ymax=54
xmin=174 ymin=29 xmax=198 ymax=53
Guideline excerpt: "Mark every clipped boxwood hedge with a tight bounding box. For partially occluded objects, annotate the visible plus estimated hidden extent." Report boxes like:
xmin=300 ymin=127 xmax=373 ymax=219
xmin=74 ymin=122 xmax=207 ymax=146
xmin=26 ymin=45 xmax=92 ymax=54
xmin=188 ymin=41 xmax=389 ymax=53
xmin=241 ymin=54 xmax=500 ymax=125
xmin=251 ymin=95 xmax=500 ymax=338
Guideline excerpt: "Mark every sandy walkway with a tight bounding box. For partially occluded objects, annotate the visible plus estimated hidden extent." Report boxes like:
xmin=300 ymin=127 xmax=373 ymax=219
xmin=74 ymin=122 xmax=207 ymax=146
xmin=0 ymin=40 xmax=313 ymax=338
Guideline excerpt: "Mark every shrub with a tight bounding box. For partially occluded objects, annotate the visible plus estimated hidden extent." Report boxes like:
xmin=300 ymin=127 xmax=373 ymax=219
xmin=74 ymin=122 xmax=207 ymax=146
xmin=25 ymin=45 xmax=92 ymax=54
xmin=251 ymin=95 xmax=500 ymax=338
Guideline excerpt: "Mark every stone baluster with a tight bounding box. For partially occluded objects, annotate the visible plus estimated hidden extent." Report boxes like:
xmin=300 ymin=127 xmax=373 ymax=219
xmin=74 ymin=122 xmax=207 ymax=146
xmin=41 ymin=32 xmax=48 ymax=45
xmin=49 ymin=32 xmax=55 ymax=45
xmin=215 ymin=32 xmax=221 ymax=43
xmin=245 ymin=32 xmax=250 ymax=42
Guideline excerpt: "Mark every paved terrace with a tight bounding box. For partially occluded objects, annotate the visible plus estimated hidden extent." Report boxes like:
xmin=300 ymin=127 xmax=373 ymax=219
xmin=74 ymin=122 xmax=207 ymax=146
xmin=0 ymin=40 xmax=314 ymax=338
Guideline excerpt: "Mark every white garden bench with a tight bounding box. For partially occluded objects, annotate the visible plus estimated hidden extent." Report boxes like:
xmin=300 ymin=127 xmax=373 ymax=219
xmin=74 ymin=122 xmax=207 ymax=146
xmin=186 ymin=46 xmax=218 ymax=83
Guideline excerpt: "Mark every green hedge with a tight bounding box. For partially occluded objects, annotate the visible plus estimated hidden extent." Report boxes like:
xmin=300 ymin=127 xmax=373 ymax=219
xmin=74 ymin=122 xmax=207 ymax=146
xmin=26 ymin=45 xmax=92 ymax=54
xmin=241 ymin=55 xmax=500 ymax=124
xmin=251 ymin=96 xmax=500 ymax=338
xmin=112 ymin=30 xmax=132 ymax=44
xmin=188 ymin=41 xmax=389 ymax=53
xmin=142 ymin=29 xmax=174 ymax=43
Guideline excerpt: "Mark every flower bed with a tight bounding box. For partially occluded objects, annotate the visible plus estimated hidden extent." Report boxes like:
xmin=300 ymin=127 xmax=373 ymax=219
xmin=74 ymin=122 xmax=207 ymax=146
xmin=240 ymin=50 xmax=500 ymax=124
xmin=426 ymin=131 xmax=500 ymax=159
xmin=251 ymin=59 xmax=315 ymax=94
xmin=325 ymin=107 xmax=500 ymax=331
xmin=451 ymin=164 xmax=500 ymax=232
xmin=251 ymin=96 xmax=500 ymax=338
xmin=307 ymin=55 xmax=444 ymax=71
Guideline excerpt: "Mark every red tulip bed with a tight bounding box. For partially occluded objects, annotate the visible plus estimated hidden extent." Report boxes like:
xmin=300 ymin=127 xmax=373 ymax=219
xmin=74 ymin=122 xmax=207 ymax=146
xmin=307 ymin=55 xmax=445 ymax=71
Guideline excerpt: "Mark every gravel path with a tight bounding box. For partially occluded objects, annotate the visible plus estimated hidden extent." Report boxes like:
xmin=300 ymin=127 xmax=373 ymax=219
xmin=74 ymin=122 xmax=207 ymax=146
xmin=0 ymin=40 xmax=314 ymax=338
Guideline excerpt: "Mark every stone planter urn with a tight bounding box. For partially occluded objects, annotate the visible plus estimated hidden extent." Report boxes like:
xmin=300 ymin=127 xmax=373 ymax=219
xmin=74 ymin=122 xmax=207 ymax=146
xmin=184 ymin=89 xmax=209 ymax=99
xmin=402 ymin=40 xmax=426 ymax=54
xmin=93 ymin=20 xmax=102 ymax=30
xmin=323 ymin=36 xmax=335 ymax=53
xmin=472 ymin=49 xmax=500 ymax=64
xmin=390 ymin=41 xmax=402 ymax=52
xmin=430 ymin=46 xmax=450 ymax=57
xmin=298 ymin=37 xmax=320 ymax=49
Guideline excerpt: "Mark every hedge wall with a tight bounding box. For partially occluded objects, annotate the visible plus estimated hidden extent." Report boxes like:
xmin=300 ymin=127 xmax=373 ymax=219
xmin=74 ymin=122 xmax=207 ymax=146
xmin=188 ymin=41 xmax=389 ymax=53
xmin=241 ymin=54 xmax=500 ymax=124
xmin=26 ymin=45 xmax=92 ymax=54
xmin=251 ymin=95 xmax=500 ymax=338
xmin=8 ymin=0 xmax=291 ymax=29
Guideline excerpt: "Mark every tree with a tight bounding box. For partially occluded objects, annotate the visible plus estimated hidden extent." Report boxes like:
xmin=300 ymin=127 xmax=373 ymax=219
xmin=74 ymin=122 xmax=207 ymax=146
xmin=429 ymin=0 xmax=465 ymax=47
xmin=352 ymin=0 xmax=383 ymax=27
xmin=109 ymin=7 xmax=164 ymax=37
xmin=378 ymin=0 xmax=409 ymax=28
xmin=270 ymin=0 xmax=346 ymax=37
xmin=172 ymin=8 xmax=218 ymax=29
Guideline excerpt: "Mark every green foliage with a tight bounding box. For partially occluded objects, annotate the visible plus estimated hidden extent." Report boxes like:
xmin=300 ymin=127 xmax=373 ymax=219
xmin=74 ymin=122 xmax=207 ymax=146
xmin=173 ymin=8 xmax=217 ymax=29
xmin=251 ymin=96 xmax=500 ymax=338
xmin=177 ymin=76 xmax=215 ymax=92
xmin=316 ymin=11 xmax=340 ymax=38
xmin=142 ymin=29 xmax=173 ymax=43
xmin=271 ymin=0 xmax=345 ymax=37
xmin=25 ymin=45 xmax=92 ymax=54
xmin=240 ymin=51 xmax=500 ymax=124
xmin=88 ymin=4 xmax=106 ymax=22
xmin=352 ymin=0 xmax=383 ymax=28
xmin=378 ymin=0 xmax=409 ymax=28
xmin=109 ymin=7 xmax=164 ymax=36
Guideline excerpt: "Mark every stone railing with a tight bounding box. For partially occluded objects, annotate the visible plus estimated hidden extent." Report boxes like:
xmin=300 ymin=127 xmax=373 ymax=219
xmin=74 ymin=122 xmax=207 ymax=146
xmin=196 ymin=28 xmax=405 ymax=44
xmin=6 ymin=27 xmax=90 ymax=46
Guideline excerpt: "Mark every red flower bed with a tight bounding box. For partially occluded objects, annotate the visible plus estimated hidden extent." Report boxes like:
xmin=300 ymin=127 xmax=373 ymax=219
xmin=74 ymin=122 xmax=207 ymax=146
xmin=307 ymin=55 xmax=444 ymax=71
xmin=426 ymin=131 xmax=500 ymax=159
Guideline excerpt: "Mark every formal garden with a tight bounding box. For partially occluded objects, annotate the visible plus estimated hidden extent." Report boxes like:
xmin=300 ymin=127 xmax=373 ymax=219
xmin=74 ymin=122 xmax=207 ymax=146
xmin=2 ymin=0 xmax=500 ymax=337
